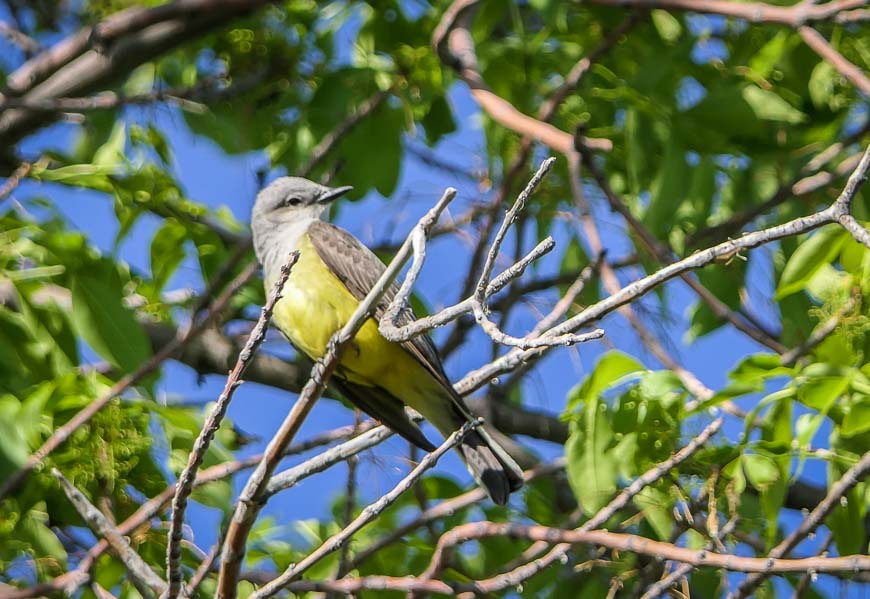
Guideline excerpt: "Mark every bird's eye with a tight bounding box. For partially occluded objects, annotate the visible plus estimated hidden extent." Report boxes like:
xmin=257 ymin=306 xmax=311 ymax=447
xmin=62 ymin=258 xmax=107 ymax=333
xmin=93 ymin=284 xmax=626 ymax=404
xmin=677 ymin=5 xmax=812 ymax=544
xmin=284 ymin=196 xmax=302 ymax=207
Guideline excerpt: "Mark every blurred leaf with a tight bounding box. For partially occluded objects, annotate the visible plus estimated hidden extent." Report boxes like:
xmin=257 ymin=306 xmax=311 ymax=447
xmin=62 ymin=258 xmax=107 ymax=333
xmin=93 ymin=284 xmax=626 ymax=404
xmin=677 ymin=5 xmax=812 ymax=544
xmin=70 ymin=262 xmax=151 ymax=374
xmin=777 ymin=225 xmax=848 ymax=299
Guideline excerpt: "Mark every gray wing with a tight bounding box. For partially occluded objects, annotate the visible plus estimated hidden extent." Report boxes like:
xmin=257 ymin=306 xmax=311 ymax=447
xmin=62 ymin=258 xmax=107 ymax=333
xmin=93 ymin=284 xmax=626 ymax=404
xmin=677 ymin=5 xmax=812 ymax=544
xmin=307 ymin=220 xmax=451 ymax=387
xmin=332 ymin=379 xmax=436 ymax=451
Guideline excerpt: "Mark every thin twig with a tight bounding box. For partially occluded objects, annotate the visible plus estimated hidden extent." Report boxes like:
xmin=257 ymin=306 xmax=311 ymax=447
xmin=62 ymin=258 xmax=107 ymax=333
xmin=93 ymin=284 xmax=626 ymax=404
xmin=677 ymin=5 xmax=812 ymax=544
xmin=248 ymin=422 xmax=478 ymax=598
xmin=165 ymin=251 xmax=299 ymax=599
xmin=52 ymin=469 xmax=168 ymax=597
xmin=459 ymin=418 xmax=722 ymax=594
xmin=0 ymin=160 xmax=32 ymax=203
xmin=469 ymin=157 xmax=604 ymax=348
xmin=640 ymin=517 xmax=739 ymax=599
xmin=347 ymin=458 xmax=566 ymax=571
xmin=264 ymin=425 xmax=393 ymax=497
xmin=456 ymin=145 xmax=870 ymax=396
xmin=216 ymin=187 xmax=457 ymax=599
xmin=729 ymin=448 xmax=870 ymax=598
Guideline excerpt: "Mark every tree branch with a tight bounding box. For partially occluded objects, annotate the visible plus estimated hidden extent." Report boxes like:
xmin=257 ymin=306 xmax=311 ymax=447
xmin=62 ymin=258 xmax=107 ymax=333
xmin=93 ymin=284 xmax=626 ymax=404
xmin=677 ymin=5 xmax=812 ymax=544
xmin=215 ymin=187 xmax=457 ymax=599
xmin=52 ymin=469 xmax=168 ymax=597
xmin=165 ymin=252 xmax=298 ymax=599
xmin=248 ymin=422 xmax=478 ymax=598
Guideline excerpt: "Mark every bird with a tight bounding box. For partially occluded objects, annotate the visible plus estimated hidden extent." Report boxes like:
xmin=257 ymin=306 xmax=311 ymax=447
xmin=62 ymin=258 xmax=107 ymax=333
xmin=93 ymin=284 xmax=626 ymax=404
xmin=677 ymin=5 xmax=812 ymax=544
xmin=250 ymin=176 xmax=524 ymax=505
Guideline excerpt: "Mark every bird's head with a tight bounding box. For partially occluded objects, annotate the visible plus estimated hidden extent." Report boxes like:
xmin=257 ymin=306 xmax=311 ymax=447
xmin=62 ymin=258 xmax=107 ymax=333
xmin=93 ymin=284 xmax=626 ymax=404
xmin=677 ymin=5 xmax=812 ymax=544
xmin=251 ymin=176 xmax=353 ymax=228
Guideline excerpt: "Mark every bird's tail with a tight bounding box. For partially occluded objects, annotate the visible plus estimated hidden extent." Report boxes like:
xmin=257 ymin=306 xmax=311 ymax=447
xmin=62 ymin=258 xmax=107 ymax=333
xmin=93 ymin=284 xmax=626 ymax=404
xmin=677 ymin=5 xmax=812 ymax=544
xmin=455 ymin=423 xmax=524 ymax=506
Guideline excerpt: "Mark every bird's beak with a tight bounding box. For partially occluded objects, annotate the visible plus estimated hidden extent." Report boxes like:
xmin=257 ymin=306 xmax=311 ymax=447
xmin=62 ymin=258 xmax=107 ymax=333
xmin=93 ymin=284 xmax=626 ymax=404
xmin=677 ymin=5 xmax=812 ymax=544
xmin=317 ymin=185 xmax=353 ymax=204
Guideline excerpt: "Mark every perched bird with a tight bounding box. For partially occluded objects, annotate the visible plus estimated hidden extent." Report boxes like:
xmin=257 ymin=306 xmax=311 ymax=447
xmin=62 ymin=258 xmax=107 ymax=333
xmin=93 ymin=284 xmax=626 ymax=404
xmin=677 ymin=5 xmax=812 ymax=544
xmin=251 ymin=177 xmax=523 ymax=504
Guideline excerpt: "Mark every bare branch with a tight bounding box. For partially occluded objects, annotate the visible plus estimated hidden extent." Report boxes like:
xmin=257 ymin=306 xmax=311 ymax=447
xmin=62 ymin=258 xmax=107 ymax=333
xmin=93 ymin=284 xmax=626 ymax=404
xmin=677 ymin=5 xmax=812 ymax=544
xmin=729 ymin=448 xmax=870 ymax=598
xmin=433 ymin=0 xmax=612 ymax=153
xmin=799 ymin=25 xmax=870 ymax=99
xmin=347 ymin=458 xmax=566 ymax=572
xmin=640 ymin=517 xmax=739 ymax=598
xmin=0 ymin=0 xmax=281 ymax=147
xmin=460 ymin=417 xmax=722 ymax=594
xmin=584 ymin=0 xmax=869 ymax=26
xmin=424 ymin=521 xmax=870 ymax=584
xmin=52 ymin=469 xmax=168 ymax=597
xmin=298 ymin=91 xmax=389 ymax=178
xmin=0 ymin=160 xmax=32 ymax=203
xmin=165 ymin=252 xmax=299 ymax=599
xmin=216 ymin=187 xmax=457 ymax=599
xmin=0 ymin=20 xmax=41 ymax=54
xmin=469 ymin=157 xmax=604 ymax=348
xmin=456 ymin=145 xmax=870 ymax=396
xmin=248 ymin=422 xmax=478 ymax=599
xmin=264 ymin=425 xmax=393 ymax=497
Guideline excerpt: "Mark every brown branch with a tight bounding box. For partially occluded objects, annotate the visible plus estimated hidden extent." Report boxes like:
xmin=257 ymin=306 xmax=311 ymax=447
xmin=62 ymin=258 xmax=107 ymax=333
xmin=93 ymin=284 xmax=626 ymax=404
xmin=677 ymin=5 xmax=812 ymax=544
xmin=52 ymin=469 xmax=167 ymax=597
xmin=347 ymin=459 xmax=566 ymax=572
xmin=451 ymin=417 xmax=721 ymax=594
xmin=689 ymin=143 xmax=866 ymax=248
xmin=247 ymin=423 xmax=477 ymax=599
xmin=0 ymin=422 xmax=373 ymax=599
xmin=730 ymin=448 xmax=870 ymax=598
xmin=423 ymin=522 xmax=870 ymax=586
xmin=215 ymin=188 xmax=457 ymax=599
xmin=456 ymin=145 xmax=870 ymax=396
xmin=164 ymin=252 xmax=298 ymax=599
xmin=0 ymin=0 xmax=279 ymax=149
xmin=568 ymin=155 xmax=717 ymax=405
xmin=799 ymin=25 xmax=870 ymax=98
xmin=0 ymin=20 xmax=41 ymax=54
xmin=584 ymin=0 xmax=869 ymax=26
xmin=0 ymin=160 xmax=32 ymax=203
xmin=433 ymin=0 xmax=612 ymax=154
xmin=297 ymin=91 xmax=389 ymax=178
xmin=640 ymin=517 xmax=739 ymax=598
xmin=580 ymin=154 xmax=786 ymax=354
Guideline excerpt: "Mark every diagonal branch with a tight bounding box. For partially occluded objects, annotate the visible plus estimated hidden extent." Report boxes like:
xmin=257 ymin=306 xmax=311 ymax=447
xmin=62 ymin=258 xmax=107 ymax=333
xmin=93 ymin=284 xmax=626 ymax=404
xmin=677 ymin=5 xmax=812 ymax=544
xmin=0 ymin=0 xmax=280 ymax=150
xmin=52 ymin=469 xmax=168 ymax=597
xmin=433 ymin=0 xmax=612 ymax=154
xmin=729 ymin=448 xmax=870 ymax=598
xmin=215 ymin=187 xmax=457 ymax=599
xmin=164 ymin=252 xmax=299 ymax=599
xmin=247 ymin=422 xmax=478 ymax=598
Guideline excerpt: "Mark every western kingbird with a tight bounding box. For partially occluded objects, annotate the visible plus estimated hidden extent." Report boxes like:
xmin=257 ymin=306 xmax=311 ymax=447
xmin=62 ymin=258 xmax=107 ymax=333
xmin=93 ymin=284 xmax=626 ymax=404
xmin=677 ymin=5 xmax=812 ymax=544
xmin=251 ymin=177 xmax=523 ymax=504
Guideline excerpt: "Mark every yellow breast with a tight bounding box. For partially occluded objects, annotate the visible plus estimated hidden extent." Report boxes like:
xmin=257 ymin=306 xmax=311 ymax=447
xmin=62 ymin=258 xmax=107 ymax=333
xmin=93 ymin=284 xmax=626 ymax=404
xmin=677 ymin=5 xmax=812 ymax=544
xmin=268 ymin=234 xmax=433 ymax=397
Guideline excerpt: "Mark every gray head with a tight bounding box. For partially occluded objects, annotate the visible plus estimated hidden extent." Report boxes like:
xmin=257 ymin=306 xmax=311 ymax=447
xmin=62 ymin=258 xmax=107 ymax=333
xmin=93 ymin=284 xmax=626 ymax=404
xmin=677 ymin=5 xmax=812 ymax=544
xmin=251 ymin=176 xmax=352 ymax=268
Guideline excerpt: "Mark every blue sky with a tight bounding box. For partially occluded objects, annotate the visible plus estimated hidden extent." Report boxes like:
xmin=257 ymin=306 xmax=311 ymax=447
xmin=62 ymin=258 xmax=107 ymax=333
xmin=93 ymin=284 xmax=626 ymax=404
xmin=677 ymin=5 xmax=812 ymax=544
xmin=2 ymin=3 xmax=859 ymax=596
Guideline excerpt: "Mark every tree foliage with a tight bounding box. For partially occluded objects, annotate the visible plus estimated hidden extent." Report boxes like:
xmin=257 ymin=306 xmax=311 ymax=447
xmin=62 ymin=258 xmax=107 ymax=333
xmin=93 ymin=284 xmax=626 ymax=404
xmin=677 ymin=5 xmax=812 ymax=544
xmin=1 ymin=0 xmax=870 ymax=597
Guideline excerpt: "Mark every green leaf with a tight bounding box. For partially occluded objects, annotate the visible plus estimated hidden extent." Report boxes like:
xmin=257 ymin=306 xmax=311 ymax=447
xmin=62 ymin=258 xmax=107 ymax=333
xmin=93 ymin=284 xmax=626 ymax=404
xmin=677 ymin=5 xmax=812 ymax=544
xmin=18 ymin=509 xmax=67 ymax=562
xmin=0 ymin=396 xmax=30 ymax=479
xmin=70 ymin=262 xmax=151 ymax=374
xmin=749 ymin=31 xmax=792 ymax=79
xmin=421 ymin=95 xmax=457 ymax=145
xmin=635 ymin=486 xmax=673 ymax=539
xmin=741 ymin=85 xmax=805 ymax=124
xmin=827 ymin=462 xmax=867 ymax=555
xmin=150 ymin=219 xmax=188 ymax=292
xmin=809 ymin=60 xmax=836 ymax=109
xmin=651 ymin=10 xmax=681 ymax=43
xmin=843 ymin=397 xmax=870 ymax=437
xmin=92 ymin=120 xmax=127 ymax=168
xmin=645 ymin=143 xmax=690 ymax=239
xmin=565 ymin=351 xmax=645 ymax=415
xmin=743 ymin=453 xmax=780 ymax=491
xmin=565 ymin=404 xmax=617 ymax=514
xmin=776 ymin=226 xmax=849 ymax=299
